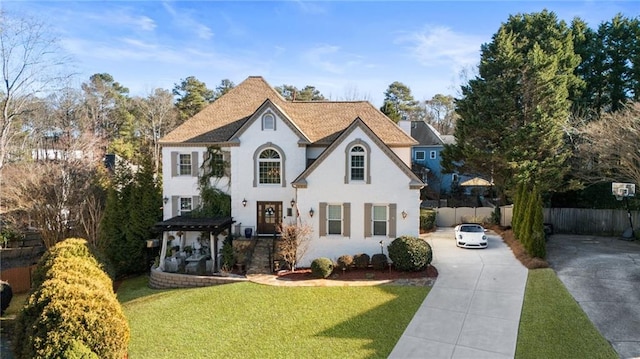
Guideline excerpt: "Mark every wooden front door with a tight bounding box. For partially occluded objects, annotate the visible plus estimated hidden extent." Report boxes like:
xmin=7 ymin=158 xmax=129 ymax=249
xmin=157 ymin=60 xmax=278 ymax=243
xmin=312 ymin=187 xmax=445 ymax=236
xmin=257 ymin=201 xmax=282 ymax=235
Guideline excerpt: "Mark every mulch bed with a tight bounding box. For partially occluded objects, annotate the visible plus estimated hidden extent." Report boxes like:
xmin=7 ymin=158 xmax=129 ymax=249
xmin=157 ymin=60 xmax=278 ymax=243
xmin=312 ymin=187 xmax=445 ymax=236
xmin=277 ymin=264 xmax=438 ymax=281
xmin=487 ymin=225 xmax=549 ymax=269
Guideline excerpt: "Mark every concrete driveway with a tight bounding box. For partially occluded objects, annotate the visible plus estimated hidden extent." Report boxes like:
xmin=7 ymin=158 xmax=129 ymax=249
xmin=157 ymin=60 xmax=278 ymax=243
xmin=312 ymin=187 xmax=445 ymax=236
xmin=546 ymin=234 xmax=640 ymax=359
xmin=390 ymin=227 xmax=528 ymax=358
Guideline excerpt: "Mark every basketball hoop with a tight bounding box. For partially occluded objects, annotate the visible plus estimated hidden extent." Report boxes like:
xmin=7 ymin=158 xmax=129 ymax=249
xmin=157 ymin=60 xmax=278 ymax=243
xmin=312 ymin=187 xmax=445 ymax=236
xmin=612 ymin=182 xmax=636 ymax=240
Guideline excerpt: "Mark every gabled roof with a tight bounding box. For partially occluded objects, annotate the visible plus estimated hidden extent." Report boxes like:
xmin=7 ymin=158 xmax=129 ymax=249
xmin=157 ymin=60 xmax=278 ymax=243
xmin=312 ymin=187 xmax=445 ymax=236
xmin=292 ymin=118 xmax=424 ymax=189
xmin=160 ymin=76 xmax=416 ymax=147
xmin=409 ymin=121 xmax=455 ymax=146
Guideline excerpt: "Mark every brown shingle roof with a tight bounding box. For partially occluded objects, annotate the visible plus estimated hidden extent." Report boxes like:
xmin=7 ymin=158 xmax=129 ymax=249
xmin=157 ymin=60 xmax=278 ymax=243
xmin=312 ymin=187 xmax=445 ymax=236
xmin=160 ymin=76 xmax=416 ymax=146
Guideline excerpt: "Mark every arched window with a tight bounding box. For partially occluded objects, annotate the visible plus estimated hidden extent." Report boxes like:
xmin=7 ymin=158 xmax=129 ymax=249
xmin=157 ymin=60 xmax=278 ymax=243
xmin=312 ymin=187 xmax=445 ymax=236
xmin=262 ymin=113 xmax=275 ymax=130
xmin=258 ymin=148 xmax=281 ymax=184
xmin=350 ymin=145 xmax=365 ymax=181
xmin=344 ymin=140 xmax=371 ymax=184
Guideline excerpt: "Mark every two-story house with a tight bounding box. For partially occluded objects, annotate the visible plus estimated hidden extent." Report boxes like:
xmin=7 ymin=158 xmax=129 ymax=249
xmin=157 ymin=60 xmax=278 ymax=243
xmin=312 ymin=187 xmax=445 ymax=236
xmin=159 ymin=76 xmax=424 ymax=267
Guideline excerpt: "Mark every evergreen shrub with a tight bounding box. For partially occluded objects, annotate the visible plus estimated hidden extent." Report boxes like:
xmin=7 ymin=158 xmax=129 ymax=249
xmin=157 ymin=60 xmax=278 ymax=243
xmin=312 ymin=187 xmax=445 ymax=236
xmin=388 ymin=236 xmax=432 ymax=272
xmin=13 ymin=239 xmax=129 ymax=359
xmin=353 ymin=253 xmax=370 ymax=269
xmin=310 ymin=257 xmax=334 ymax=278
xmin=371 ymin=253 xmax=388 ymax=270
xmin=420 ymin=209 xmax=436 ymax=231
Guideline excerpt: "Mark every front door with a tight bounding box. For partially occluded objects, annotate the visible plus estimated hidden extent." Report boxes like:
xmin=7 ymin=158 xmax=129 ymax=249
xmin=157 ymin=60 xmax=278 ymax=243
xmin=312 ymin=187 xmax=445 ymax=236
xmin=257 ymin=201 xmax=282 ymax=235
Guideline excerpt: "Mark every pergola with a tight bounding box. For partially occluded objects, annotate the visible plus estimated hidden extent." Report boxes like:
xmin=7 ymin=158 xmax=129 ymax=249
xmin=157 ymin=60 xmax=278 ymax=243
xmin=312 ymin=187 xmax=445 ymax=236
xmin=153 ymin=216 xmax=234 ymax=273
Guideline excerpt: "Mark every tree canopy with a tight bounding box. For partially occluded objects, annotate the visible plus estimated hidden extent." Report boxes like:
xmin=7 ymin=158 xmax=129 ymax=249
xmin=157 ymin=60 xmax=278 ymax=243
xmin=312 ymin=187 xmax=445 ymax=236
xmin=173 ymin=76 xmax=215 ymax=121
xmin=380 ymin=81 xmax=421 ymax=123
xmin=443 ymin=10 xmax=580 ymax=199
xmin=275 ymin=84 xmax=326 ymax=101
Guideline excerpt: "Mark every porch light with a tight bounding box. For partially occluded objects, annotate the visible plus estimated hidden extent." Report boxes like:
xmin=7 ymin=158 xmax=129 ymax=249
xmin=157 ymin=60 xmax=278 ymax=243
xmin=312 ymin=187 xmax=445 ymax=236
xmin=290 ymin=198 xmax=296 ymax=207
xmin=401 ymin=210 xmax=408 ymax=219
xmin=242 ymin=198 xmax=247 ymax=207
xmin=309 ymin=208 xmax=314 ymax=217
xmin=163 ymin=196 xmax=169 ymax=204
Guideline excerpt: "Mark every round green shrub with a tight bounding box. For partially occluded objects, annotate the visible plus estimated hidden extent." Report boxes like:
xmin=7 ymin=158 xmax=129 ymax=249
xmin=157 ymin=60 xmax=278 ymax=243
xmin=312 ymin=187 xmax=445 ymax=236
xmin=388 ymin=235 xmax=432 ymax=272
xmin=371 ymin=253 xmax=388 ymax=270
xmin=13 ymin=239 xmax=129 ymax=359
xmin=353 ymin=253 xmax=370 ymax=269
xmin=336 ymin=255 xmax=353 ymax=270
xmin=310 ymin=257 xmax=334 ymax=278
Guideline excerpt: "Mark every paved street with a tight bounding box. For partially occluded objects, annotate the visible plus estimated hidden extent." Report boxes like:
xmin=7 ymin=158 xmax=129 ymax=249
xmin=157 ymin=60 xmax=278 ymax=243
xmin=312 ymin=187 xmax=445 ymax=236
xmin=547 ymin=234 xmax=640 ymax=359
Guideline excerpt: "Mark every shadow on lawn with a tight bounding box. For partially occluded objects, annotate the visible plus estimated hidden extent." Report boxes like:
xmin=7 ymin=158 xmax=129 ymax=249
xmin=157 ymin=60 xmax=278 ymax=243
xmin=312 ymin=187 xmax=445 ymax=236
xmin=315 ymin=285 xmax=429 ymax=358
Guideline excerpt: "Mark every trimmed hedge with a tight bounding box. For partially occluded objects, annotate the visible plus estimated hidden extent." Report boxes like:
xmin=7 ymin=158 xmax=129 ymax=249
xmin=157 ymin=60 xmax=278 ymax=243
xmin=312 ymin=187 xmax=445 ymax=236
xmin=336 ymin=255 xmax=353 ymax=271
xmin=310 ymin=257 xmax=334 ymax=278
xmin=13 ymin=238 xmax=129 ymax=359
xmin=32 ymin=238 xmax=114 ymax=288
xmin=353 ymin=253 xmax=370 ymax=269
xmin=420 ymin=209 xmax=436 ymax=232
xmin=371 ymin=253 xmax=388 ymax=270
xmin=388 ymin=236 xmax=432 ymax=272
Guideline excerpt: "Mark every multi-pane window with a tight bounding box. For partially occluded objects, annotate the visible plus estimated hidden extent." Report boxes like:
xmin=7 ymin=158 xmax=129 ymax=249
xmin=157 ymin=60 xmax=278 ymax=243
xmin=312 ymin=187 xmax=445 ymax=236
xmin=373 ymin=205 xmax=387 ymax=236
xmin=327 ymin=205 xmax=342 ymax=235
xmin=350 ymin=146 xmax=365 ymax=181
xmin=180 ymin=197 xmax=192 ymax=216
xmin=178 ymin=154 xmax=192 ymax=175
xmin=415 ymin=151 xmax=425 ymax=160
xmin=263 ymin=113 xmax=275 ymax=130
xmin=258 ymin=149 xmax=281 ymax=184
xmin=211 ymin=152 xmax=224 ymax=177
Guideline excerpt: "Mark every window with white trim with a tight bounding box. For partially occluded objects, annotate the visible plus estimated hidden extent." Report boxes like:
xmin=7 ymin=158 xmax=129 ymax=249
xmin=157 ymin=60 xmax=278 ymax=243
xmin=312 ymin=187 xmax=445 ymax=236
xmin=327 ymin=205 xmax=342 ymax=235
xmin=178 ymin=154 xmax=192 ymax=175
xmin=430 ymin=151 xmax=437 ymax=159
xmin=180 ymin=197 xmax=192 ymax=216
xmin=258 ymin=148 xmax=281 ymax=184
xmin=350 ymin=146 xmax=365 ymax=181
xmin=262 ymin=113 xmax=275 ymax=130
xmin=415 ymin=151 xmax=425 ymax=160
xmin=373 ymin=205 xmax=387 ymax=236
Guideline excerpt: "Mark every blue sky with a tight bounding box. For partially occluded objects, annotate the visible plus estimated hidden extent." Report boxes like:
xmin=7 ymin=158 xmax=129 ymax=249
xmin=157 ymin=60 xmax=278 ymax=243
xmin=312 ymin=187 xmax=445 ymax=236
xmin=2 ymin=1 xmax=638 ymax=106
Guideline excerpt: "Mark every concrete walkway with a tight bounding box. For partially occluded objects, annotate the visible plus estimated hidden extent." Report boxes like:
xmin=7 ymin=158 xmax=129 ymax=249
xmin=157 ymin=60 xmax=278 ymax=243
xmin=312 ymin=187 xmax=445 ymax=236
xmin=389 ymin=227 xmax=528 ymax=359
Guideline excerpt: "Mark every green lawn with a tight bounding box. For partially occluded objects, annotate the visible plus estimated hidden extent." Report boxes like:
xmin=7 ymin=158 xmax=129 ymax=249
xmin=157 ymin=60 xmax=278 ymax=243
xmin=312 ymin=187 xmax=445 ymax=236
xmin=516 ymin=268 xmax=617 ymax=359
xmin=120 ymin=280 xmax=428 ymax=358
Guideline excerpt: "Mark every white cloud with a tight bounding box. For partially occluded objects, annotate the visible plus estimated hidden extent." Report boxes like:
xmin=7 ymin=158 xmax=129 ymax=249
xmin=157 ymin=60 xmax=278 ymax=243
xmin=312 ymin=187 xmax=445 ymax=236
xmin=162 ymin=2 xmax=214 ymax=40
xmin=397 ymin=25 xmax=485 ymax=70
xmin=302 ymin=45 xmax=372 ymax=75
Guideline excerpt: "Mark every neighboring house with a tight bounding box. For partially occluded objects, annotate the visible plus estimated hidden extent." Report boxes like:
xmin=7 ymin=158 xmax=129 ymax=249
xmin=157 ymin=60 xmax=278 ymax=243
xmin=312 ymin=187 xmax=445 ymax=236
xmin=159 ymin=76 xmax=424 ymax=267
xmin=398 ymin=120 xmax=461 ymax=197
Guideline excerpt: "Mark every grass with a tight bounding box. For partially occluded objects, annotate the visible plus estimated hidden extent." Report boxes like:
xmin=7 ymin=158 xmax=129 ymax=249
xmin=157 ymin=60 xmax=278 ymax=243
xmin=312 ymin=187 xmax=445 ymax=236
xmin=120 ymin=279 xmax=428 ymax=358
xmin=516 ymin=268 xmax=617 ymax=359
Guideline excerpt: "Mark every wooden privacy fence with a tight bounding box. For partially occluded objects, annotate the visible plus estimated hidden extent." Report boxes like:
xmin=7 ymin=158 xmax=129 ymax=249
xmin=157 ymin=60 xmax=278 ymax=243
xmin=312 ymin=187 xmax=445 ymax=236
xmin=437 ymin=205 xmax=638 ymax=236
xmin=0 ymin=265 xmax=36 ymax=294
xmin=543 ymin=208 xmax=639 ymax=236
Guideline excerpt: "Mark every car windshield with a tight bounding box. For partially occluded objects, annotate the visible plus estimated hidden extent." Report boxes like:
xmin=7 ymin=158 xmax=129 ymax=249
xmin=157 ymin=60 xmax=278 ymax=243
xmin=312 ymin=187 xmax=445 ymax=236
xmin=461 ymin=226 xmax=483 ymax=233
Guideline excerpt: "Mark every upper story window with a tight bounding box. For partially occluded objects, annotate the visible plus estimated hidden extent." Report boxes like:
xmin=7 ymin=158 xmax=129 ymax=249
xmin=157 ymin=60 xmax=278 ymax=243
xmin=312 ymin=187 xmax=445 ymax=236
xmin=211 ymin=152 xmax=224 ymax=177
xmin=327 ymin=205 xmax=342 ymax=235
xmin=430 ymin=151 xmax=437 ymax=159
xmin=262 ymin=113 xmax=275 ymax=130
xmin=415 ymin=151 xmax=426 ymax=160
xmin=258 ymin=148 xmax=281 ymax=184
xmin=350 ymin=146 xmax=365 ymax=181
xmin=178 ymin=154 xmax=192 ymax=175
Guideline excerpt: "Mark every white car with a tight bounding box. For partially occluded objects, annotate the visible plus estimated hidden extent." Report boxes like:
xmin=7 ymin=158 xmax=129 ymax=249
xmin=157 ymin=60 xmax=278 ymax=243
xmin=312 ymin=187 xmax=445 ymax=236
xmin=454 ymin=223 xmax=488 ymax=248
